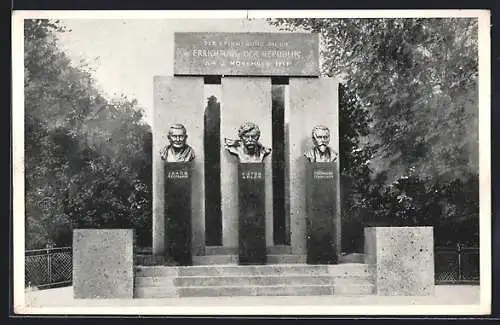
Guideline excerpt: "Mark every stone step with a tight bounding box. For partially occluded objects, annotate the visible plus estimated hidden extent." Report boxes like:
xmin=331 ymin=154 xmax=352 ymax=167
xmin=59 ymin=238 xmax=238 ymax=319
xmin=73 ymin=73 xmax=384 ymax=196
xmin=334 ymin=283 xmax=375 ymax=295
xmin=135 ymin=274 xmax=372 ymax=287
xmin=267 ymin=254 xmax=306 ymax=264
xmin=266 ymin=245 xmax=293 ymax=255
xmin=177 ymin=285 xmax=335 ymax=297
xmin=193 ymin=254 xmax=306 ymax=265
xmin=135 ymin=263 xmax=370 ymax=278
xmin=135 ymin=276 xmax=176 ymax=286
xmin=135 ymin=274 xmax=372 ymax=288
xmin=192 ymin=255 xmax=238 ymax=265
xmin=173 ymin=275 xmax=334 ymax=287
xmin=134 ymin=286 xmax=177 ymax=299
xmin=339 ymin=253 xmax=365 ymax=264
xmin=205 ymin=246 xmax=294 ymax=256
xmin=134 ymin=255 xmax=166 ymax=266
xmin=205 ymin=246 xmax=237 ymax=255
xmin=134 ymin=282 xmax=374 ymax=298
xmin=179 ymin=264 xmax=331 ymax=277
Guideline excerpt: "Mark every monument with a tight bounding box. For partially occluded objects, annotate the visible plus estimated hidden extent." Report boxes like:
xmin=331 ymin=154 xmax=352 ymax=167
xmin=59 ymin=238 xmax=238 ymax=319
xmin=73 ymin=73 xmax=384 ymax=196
xmin=152 ymin=32 xmax=341 ymax=265
xmin=305 ymin=126 xmax=339 ymax=264
xmin=161 ymin=124 xmax=194 ymax=265
xmin=72 ymin=30 xmax=437 ymax=300
xmin=225 ymin=122 xmax=271 ymax=264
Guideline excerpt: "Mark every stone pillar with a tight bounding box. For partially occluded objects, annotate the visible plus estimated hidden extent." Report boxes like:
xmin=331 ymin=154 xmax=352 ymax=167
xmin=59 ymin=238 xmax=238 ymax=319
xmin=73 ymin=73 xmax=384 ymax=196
xmin=153 ymin=76 xmax=205 ymax=257
xmin=288 ymin=77 xmax=340 ymax=256
xmin=73 ymin=229 xmax=133 ymax=299
xmin=221 ymin=77 xmax=273 ymax=248
xmin=364 ymin=226 xmax=435 ymax=295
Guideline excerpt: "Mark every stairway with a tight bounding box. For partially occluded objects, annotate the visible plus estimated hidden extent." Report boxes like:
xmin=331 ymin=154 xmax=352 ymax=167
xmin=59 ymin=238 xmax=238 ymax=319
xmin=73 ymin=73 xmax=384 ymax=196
xmin=134 ymin=263 xmax=374 ymax=298
xmin=193 ymin=245 xmax=306 ymax=265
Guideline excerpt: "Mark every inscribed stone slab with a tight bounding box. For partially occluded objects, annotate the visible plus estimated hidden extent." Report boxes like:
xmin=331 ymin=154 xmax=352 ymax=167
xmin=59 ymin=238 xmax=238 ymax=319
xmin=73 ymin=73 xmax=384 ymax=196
xmin=174 ymin=33 xmax=319 ymax=76
xmin=238 ymin=163 xmax=267 ymax=265
xmin=306 ymin=163 xmax=338 ymax=264
xmin=164 ymin=162 xmax=192 ymax=266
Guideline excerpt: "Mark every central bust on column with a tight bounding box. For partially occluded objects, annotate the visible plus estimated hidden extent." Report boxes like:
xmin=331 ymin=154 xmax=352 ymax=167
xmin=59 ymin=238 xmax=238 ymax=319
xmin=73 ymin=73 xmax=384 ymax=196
xmin=224 ymin=122 xmax=272 ymax=163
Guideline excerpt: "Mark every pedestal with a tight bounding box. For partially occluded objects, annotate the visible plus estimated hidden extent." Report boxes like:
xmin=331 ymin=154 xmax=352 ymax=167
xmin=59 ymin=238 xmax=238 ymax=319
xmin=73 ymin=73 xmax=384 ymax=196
xmin=165 ymin=162 xmax=192 ymax=266
xmin=364 ymin=227 xmax=435 ymax=295
xmin=73 ymin=229 xmax=133 ymax=299
xmin=238 ymin=163 xmax=267 ymax=265
xmin=306 ymin=163 xmax=338 ymax=264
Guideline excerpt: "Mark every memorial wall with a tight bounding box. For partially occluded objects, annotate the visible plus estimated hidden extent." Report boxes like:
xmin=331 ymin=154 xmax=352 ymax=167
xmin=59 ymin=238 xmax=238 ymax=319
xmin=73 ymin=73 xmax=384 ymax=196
xmin=153 ymin=32 xmax=340 ymax=265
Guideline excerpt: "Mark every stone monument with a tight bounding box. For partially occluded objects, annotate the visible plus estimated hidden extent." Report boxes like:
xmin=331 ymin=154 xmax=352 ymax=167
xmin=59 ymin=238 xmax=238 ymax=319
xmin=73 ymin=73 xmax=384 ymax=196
xmin=153 ymin=32 xmax=341 ymax=265
xmin=305 ymin=126 xmax=339 ymax=264
xmin=225 ymin=122 xmax=271 ymax=264
xmin=161 ymin=124 xmax=194 ymax=266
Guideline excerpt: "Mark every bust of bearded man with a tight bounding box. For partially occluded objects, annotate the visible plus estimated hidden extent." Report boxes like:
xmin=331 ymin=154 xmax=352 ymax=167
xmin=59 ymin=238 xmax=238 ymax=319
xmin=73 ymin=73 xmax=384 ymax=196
xmin=304 ymin=125 xmax=338 ymax=163
xmin=224 ymin=121 xmax=271 ymax=163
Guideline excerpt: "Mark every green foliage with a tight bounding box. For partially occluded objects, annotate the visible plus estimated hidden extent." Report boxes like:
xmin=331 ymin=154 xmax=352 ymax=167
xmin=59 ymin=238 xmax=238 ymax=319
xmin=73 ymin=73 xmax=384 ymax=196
xmin=24 ymin=19 xmax=152 ymax=249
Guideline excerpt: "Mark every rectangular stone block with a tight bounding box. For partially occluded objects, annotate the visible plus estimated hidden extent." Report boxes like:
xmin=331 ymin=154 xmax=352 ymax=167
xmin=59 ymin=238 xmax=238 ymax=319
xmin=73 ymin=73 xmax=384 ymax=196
xmin=73 ymin=229 xmax=133 ymax=299
xmin=153 ymin=76 xmax=205 ymax=257
xmin=306 ymin=163 xmax=338 ymax=264
xmin=174 ymin=33 xmax=320 ymax=76
xmin=288 ymin=78 xmax=340 ymax=256
xmin=221 ymin=77 xmax=273 ymax=248
xmin=364 ymin=226 xmax=435 ymax=296
xmin=238 ymin=163 xmax=267 ymax=265
xmin=164 ymin=162 xmax=192 ymax=266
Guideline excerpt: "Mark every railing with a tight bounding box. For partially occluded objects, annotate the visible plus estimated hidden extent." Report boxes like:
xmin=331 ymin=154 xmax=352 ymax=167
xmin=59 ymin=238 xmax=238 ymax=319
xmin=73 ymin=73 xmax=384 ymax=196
xmin=435 ymin=244 xmax=479 ymax=285
xmin=24 ymin=244 xmax=479 ymax=290
xmin=25 ymin=245 xmax=72 ymax=289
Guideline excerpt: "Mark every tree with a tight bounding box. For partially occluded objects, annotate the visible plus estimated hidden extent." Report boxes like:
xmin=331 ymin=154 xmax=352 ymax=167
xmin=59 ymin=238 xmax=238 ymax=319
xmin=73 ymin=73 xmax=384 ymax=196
xmin=24 ymin=19 xmax=152 ymax=249
xmin=270 ymin=18 xmax=478 ymax=183
xmin=269 ymin=18 xmax=479 ymax=247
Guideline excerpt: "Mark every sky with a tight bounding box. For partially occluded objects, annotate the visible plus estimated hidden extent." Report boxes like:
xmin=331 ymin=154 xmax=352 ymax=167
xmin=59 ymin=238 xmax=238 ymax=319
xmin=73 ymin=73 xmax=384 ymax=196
xmin=56 ymin=19 xmax=283 ymax=125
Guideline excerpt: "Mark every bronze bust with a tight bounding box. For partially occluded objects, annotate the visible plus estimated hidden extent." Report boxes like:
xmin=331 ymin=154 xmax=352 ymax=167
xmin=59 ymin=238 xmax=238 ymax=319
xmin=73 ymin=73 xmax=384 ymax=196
xmin=304 ymin=125 xmax=338 ymax=163
xmin=160 ymin=124 xmax=195 ymax=162
xmin=224 ymin=122 xmax=271 ymax=163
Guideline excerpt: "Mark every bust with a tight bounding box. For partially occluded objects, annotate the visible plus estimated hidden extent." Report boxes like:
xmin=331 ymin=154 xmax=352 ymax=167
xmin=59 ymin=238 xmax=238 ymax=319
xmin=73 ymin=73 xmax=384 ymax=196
xmin=224 ymin=122 xmax=271 ymax=163
xmin=160 ymin=123 xmax=195 ymax=163
xmin=304 ymin=125 xmax=338 ymax=163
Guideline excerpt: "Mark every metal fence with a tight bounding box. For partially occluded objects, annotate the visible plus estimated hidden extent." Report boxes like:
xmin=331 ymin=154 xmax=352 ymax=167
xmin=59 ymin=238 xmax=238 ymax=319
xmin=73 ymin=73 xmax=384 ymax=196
xmin=435 ymin=245 xmax=479 ymax=284
xmin=25 ymin=245 xmax=72 ymax=289
xmin=24 ymin=244 xmax=479 ymax=290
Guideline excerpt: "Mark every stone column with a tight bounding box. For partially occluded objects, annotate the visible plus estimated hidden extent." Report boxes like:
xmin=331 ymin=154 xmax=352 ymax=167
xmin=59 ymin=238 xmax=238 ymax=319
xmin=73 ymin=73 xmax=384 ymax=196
xmin=364 ymin=226 xmax=435 ymax=295
xmin=221 ymin=77 xmax=273 ymax=249
xmin=153 ymin=76 xmax=205 ymax=257
xmin=288 ymin=77 xmax=340 ymax=256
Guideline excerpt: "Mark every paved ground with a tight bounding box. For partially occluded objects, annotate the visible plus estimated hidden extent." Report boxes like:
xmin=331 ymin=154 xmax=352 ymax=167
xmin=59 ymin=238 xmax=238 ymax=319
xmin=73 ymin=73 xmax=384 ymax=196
xmin=17 ymin=285 xmax=487 ymax=315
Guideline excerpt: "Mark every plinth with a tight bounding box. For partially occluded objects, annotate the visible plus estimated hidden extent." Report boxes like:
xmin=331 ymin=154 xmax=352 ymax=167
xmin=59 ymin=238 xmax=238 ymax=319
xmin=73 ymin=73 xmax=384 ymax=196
xmin=238 ymin=163 xmax=267 ymax=265
xmin=306 ymin=162 xmax=338 ymax=264
xmin=164 ymin=162 xmax=192 ymax=266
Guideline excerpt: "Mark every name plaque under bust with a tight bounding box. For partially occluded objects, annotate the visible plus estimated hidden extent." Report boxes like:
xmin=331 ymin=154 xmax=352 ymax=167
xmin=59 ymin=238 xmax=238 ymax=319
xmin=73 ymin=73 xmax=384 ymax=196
xmin=306 ymin=162 xmax=338 ymax=264
xmin=238 ymin=163 xmax=267 ymax=265
xmin=164 ymin=162 xmax=192 ymax=266
xmin=174 ymin=32 xmax=320 ymax=76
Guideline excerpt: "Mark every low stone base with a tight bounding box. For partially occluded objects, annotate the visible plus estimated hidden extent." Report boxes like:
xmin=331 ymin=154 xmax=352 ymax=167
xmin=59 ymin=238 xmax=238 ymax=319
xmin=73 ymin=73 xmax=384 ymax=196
xmin=364 ymin=226 xmax=435 ymax=296
xmin=73 ymin=229 xmax=134 ymax=299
